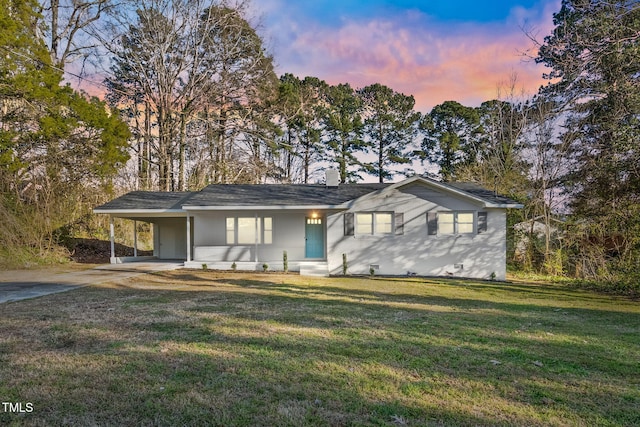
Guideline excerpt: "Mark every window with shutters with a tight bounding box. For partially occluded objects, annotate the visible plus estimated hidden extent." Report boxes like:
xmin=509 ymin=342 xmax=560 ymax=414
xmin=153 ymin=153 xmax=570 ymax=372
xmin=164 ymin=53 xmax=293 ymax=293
xmin=345 ymin=212 xmax=398 ymax=235
xmin=428 ymin=212 xmax=483 ymax=235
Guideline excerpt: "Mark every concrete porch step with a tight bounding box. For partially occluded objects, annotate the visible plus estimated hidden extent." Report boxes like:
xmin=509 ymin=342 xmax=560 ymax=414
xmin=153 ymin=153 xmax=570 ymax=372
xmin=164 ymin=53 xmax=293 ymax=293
xmin=299 ymin=262 xmax=329 ymax=277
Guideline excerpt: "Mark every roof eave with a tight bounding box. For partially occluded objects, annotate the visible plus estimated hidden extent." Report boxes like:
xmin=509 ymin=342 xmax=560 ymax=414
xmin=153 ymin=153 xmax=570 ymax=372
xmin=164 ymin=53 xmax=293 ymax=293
xmin=182 ymin=204 xmax=350 ymax=211
xmin=389 ymin=176 xmax=521 ymax=208
xmin=485 ymin=203 xmax=524 ymax=209
xmin=93 ymin=208 xmax=186 ymax=215
xmin=386 ymin=177 xmax=488 ymax=205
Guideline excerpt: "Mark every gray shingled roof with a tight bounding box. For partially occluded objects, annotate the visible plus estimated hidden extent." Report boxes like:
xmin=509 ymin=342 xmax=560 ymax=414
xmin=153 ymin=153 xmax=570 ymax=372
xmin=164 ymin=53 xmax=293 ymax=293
xmin=183 ymin=184 xmax=389 ymax=207
xmin=95 ymin=191 xmax=195 ymax=211
xmin=444 ymin=182 xmax=522 ymax=206
xmin=94 ymin=179 xmax=521 ymax=212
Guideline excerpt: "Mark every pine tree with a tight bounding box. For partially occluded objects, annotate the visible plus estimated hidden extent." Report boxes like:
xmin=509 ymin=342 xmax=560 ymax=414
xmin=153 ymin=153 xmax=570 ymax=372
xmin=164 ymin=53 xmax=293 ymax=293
xmin=358 ymin=83 xmax=420 ymax=183
xmin=536 ymin=0 xmax=640 ymax=281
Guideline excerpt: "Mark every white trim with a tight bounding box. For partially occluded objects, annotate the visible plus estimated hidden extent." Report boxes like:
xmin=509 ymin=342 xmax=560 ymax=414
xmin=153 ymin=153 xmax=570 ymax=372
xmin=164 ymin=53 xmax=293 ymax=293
xmin=109 ymin=216 xmax=115 ymax=262
xmin=133 ymin=220 xmax=138 ymax=257
xmin=182 ymin=204 xmax=349 ymax=211
xmin=186 ymin=214 xmax=191 ymax=262
xmin=93 ymin=208 xmax=186 ymax=214
xmin=254 ymin=212 xmax=258 ymax=262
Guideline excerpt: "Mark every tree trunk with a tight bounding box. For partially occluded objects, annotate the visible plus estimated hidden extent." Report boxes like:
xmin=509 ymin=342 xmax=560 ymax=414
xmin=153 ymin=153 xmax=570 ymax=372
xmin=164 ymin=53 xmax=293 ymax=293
xmin=340 ymin=136 xmax=347 ymax=183
xmin=143 ymin=101 xmax=151 ymax=190
xmin=303 ymin=135 xmax=310 ymax=184
xmin=50 ymin=0 xmax=59 ymax=65
xmin=178 ymin=113 xmax=187 ymax=191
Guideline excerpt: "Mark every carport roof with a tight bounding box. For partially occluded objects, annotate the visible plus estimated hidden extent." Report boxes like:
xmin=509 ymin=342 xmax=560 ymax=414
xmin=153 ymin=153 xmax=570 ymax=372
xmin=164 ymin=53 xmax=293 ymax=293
xmin=94 ymin=191 xmax=196 ymax=212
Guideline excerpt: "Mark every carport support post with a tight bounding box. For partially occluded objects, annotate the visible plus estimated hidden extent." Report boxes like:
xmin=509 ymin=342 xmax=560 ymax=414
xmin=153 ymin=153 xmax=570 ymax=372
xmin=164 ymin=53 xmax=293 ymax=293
xmin=186 ymin=214 xmax=191 ymax=262
xmin=109 ymin=216 xmax=115 ymax=263
xmin=133 ymin=220 xmax=138 ymax=258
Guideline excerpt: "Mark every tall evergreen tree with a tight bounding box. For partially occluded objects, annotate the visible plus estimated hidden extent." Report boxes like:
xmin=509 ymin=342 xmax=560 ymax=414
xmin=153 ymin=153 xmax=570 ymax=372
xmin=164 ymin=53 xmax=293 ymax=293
xmin=358 ymin=83 xmax=420 ymax=183
xmin=274 ymin=74 xmax=326 ymax=183
xmin=535 ymin=0 xmax=640 ymax=279
xmin=421 ymin=100 xmax=481 ymax=182
xmin=321 ymin=83 xmax=365 ymax=183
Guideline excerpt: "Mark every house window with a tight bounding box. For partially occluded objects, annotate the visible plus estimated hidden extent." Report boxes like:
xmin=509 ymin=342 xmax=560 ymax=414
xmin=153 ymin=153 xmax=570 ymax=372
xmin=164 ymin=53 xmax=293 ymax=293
xmin=356 ymin=213 xmax=373 ymax=235
xmin=264 ymin=217 xmax=273 ymax=244
xmin=438 ymin=212 xmax=455 ymax=235
xmin=226 ymin=218 xmax=235 ymax=244
xmin=457 ymin=213 xmax=474 ymax=234
xmin=432 ymin=212 xmax=476 ymax=235
xmin=226 ymin=217 xmax=272 ymax=245
xmin=354 ymin=212 xmax=394 ymax=235
xmin=375 ymin=213 xmax=393 ymax=234
xmin=238 ymin=217 xmax=259 ymax=244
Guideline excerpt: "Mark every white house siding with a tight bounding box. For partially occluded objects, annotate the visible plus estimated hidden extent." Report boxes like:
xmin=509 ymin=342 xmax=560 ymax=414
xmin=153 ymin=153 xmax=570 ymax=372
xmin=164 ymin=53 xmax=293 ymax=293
xmin=192 ymin=210 xmax=320 ymax=263
xmin=326 ymin=183 xmax=507 ymax=280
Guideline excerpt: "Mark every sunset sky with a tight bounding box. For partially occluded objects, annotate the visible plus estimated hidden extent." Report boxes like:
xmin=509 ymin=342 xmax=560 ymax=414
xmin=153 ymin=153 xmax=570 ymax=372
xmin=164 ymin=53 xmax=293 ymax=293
xmin=253 ymin=0 xmax=560 ymax=113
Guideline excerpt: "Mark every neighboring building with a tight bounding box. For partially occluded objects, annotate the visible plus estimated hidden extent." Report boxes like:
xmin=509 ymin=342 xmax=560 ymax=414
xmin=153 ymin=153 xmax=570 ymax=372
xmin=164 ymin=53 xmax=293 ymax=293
xmin=94 ymin=175 xmax=522 ymax=279
xmin=513 ymin=216 xmax=565 ymax=263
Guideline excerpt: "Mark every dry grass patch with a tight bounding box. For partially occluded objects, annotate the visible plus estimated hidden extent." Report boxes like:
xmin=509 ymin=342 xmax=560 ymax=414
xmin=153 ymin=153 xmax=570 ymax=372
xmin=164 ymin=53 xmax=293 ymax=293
xmin=1 ymin=271 xmax=639 ymax=426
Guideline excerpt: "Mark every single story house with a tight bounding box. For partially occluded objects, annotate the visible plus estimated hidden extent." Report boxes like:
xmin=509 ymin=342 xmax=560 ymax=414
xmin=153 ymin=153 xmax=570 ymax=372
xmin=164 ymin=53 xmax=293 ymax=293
xmin=94 ymin=174 xmax=522 ymax=279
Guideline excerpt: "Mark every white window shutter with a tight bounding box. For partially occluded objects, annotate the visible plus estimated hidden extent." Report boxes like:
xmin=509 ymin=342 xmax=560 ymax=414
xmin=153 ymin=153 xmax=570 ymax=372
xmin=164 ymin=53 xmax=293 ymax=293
xmin=427 ymin=212 xmax=438 ymax=235
xmin=478 ymin=212 xmax=488 ymax=234
xmin=344 ymin=212 xmax=354 ymax=236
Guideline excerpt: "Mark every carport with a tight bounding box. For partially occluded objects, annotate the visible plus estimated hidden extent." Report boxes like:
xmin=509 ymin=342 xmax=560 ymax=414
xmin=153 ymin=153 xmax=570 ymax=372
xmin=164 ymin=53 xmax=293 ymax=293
xmin=94 ymin=191 xmax=196 ymax=263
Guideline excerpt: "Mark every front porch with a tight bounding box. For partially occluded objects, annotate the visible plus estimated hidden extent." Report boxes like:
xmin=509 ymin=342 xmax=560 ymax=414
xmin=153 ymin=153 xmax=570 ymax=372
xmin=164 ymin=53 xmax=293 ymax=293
xmin=94 ymin=190 xmax=340 ymax=277
xmin=186 ymin=210 xmax=332 ymax=276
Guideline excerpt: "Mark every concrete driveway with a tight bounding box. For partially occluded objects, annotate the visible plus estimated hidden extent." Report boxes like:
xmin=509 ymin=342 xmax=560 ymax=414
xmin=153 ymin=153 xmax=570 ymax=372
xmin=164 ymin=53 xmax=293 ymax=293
xmin=0 ymin=261 xmax=183 ymax=304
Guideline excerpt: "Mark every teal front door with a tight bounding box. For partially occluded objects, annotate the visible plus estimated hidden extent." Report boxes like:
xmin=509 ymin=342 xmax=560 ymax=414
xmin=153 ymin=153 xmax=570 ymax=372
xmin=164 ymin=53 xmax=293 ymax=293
xmin=305 ymin=217 xmax=324 ymax=258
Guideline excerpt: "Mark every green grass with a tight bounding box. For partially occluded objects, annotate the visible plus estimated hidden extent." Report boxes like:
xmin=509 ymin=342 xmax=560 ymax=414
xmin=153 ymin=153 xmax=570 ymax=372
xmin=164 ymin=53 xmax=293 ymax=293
xmin=1 ymin=271 xmax=639 ymax=426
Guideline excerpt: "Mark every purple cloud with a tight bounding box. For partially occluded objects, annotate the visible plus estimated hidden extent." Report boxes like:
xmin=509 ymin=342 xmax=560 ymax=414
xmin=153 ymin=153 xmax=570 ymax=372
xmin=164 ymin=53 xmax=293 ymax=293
xmin=256 ymin=0 xmax=560 ymax=112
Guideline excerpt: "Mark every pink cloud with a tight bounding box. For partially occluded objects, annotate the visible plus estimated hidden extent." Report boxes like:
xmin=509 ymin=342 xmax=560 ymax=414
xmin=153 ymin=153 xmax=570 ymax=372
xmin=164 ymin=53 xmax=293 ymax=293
xmin=265 ymin=1 xmax=559 ymax=112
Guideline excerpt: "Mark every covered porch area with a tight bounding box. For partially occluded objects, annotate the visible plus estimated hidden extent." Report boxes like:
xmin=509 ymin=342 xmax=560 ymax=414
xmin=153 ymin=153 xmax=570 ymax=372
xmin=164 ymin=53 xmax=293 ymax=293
xmin=183 ymin=208 xmax=334 ymax=276
xmin=94 ymin=190 xmax=198 ymax=265
xmin=104 ymin=213 xmax=194 ymax=265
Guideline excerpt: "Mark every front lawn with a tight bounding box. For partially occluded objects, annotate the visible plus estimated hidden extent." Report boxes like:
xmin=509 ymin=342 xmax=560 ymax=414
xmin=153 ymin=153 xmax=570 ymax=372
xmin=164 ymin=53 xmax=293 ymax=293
xmin=1 ymin=271 xmax=638 ymax=426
